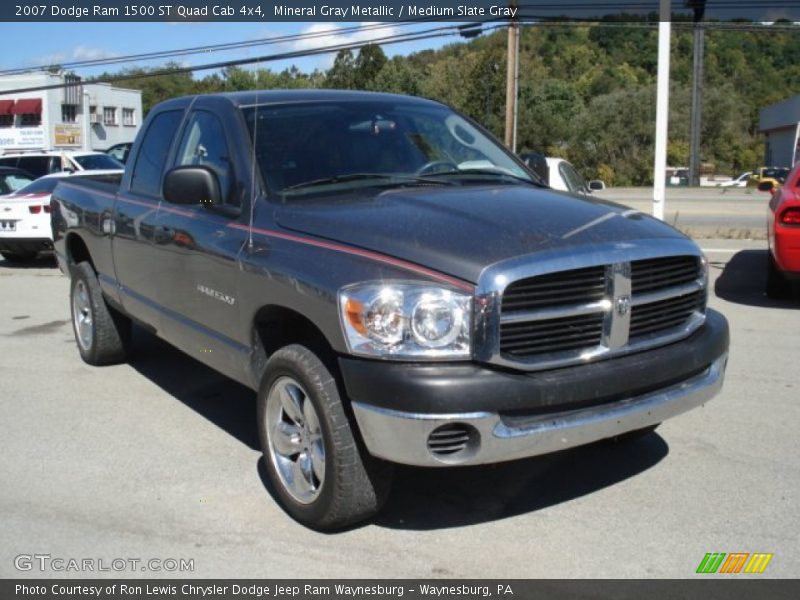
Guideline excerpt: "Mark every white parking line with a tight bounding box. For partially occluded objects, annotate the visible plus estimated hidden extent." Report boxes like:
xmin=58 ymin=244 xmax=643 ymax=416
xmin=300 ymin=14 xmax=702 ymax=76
xmin=700 ymin=248 xmax=743 ymax=254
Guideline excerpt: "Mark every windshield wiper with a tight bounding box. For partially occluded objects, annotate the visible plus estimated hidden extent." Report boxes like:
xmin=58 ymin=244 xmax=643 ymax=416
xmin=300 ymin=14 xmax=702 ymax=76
xmin=282 ymin=173 xmax=455 ymax=193
xmin=431 ymin=168 xmax=544 ymax=187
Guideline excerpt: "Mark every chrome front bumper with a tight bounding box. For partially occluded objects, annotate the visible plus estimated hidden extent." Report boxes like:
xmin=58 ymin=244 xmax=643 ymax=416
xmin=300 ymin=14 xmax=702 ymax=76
xmin=351 ymin=354 xmax=727 ymax=467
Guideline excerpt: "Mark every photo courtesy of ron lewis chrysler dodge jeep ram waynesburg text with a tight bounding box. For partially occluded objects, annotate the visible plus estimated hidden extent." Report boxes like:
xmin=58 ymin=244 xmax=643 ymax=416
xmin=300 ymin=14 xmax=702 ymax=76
xmin=50 ymin=90 xmax=729 ymax=530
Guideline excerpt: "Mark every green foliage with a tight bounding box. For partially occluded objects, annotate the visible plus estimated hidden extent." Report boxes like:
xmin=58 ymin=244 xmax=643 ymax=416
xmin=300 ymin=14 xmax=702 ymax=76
xmin=105 ymin=23 xmax=799 ymax=184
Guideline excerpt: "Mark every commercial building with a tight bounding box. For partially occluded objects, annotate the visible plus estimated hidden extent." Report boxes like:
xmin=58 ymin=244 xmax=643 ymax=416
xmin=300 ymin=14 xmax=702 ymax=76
xmin=0 ymin=71 xmax=142 ymax=153
xmin=759 ymin=95 xmax=800 ymax=167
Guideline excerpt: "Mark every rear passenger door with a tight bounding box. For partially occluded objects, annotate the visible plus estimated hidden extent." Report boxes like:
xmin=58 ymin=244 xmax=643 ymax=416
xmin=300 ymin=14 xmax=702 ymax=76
xmin=151 ymin=107 xmax=249 ymax=378
xmin=111 ymin=109 xmax=184 ymax=327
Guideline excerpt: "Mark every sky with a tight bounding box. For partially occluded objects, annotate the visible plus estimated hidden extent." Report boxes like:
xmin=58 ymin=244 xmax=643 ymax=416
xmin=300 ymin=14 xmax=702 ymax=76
xmin=0 ymin=22 xmax=458 ymax=79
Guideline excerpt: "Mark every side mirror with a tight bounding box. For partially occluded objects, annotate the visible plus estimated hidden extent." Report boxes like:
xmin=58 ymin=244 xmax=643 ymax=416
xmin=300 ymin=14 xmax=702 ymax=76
xmin=163 ymin=166 xmax=221 ymax=207
xmin=757 ymin=181 xmax=775 ymax=193
xmin=588 ymin=180 xmax=605 ymax=191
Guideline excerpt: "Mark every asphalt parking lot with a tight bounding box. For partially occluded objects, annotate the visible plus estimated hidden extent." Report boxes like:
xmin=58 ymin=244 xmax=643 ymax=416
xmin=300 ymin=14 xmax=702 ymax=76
xmin=1 ymin=239 xmax=798 ymax=578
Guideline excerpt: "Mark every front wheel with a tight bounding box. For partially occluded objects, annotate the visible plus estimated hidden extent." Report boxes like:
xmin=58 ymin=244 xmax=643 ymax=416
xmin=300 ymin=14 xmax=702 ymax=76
xmin=257 ymin=344 xmax=392 ymax=530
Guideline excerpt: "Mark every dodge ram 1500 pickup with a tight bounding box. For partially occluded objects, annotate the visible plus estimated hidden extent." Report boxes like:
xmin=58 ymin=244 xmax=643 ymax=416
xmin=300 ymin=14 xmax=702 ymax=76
xmin=51 ymin=90 xmax=729 ymax=529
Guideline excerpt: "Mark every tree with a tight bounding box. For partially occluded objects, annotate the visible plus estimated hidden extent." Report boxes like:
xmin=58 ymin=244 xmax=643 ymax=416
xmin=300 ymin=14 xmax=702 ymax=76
xmin=352 ymin=44 xmax=387 ymax=89
xmin=370 ymin=57 xmax=423 ymax=95
xmin=325 ymin=49 xmax=356 ymax=89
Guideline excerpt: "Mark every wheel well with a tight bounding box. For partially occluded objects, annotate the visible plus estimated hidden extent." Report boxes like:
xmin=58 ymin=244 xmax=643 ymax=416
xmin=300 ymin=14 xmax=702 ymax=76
xmin=65 ymin=233 xmax=94 ymax=270
xmin=253 ymin=306 xmax=337 ymax=368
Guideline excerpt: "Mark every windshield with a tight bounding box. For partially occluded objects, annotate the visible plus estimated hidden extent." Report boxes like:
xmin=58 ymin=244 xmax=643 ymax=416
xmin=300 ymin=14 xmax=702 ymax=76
xmin=559 ymin=161 xmax=587 ymax=193
xmin=14 ymin=177 xmax=61 ymax=195
xmin=763 ymin=168 xmax=789 ymax=181
xmin=0 ymin=172 xmax=33 ymax=194
xmin=241 ymin=100 xmax=533 ymax=196
xmin=73 ymin=154 xmax=124 ymax=170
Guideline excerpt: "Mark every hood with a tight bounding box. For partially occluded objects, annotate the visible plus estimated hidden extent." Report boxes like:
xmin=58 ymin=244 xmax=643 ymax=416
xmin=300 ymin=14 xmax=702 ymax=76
xmin=275 ymin=185 xmax=687 ymax=284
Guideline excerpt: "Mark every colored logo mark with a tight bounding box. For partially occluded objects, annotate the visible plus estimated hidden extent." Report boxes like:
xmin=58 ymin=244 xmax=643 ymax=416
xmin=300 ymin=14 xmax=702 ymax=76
xmin=696 ymin=553 xmax=773 ymax=574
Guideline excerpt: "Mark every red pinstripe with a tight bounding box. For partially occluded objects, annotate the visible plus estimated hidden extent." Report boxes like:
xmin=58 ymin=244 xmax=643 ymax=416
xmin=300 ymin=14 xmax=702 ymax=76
xmin=228 ymin=222 xmax=474 ymax=292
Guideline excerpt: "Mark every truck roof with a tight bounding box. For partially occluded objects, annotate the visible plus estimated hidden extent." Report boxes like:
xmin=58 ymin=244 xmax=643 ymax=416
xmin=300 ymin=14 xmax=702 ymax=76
xmin=159 ymin=89 xmax=445 ymax=110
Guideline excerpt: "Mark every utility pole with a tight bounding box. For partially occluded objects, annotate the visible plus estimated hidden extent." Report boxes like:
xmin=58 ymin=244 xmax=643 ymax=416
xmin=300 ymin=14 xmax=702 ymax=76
xmin=688 ymin=0 xmax=706 ymax=187
xmin=653 ymin=0 xmax=672 ymax=221
xmin=504 ymin=0 xmax=519 ymax=151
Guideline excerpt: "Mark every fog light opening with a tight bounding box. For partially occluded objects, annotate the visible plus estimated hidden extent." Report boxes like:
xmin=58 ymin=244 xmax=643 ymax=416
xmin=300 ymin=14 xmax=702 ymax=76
xmin=427 ymin=423 xmax=480 ymax=463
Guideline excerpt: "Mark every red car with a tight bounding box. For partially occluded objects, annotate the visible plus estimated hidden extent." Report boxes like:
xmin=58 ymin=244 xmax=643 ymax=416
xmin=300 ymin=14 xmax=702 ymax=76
xmin=761 ymin=163 xmax=800 ymax=298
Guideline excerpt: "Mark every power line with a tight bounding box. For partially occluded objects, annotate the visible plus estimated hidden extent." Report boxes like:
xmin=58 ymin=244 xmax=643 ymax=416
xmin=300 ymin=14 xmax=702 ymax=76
xmin=0 ymin=24 xmax=506 ymax=95
xmin=0 ymin=14 xmax=792 ymax=91
xmin=0 ymin=22 xmax=423 ymax=76
xmin=0 ymin=10 xmax=493 ymax=77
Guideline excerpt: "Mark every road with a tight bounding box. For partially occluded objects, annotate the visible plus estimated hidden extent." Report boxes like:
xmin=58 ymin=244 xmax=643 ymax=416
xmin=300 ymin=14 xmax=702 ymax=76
xmin=1 ymin=241 xmax=798 ymax=579
xmin=596 ymin=187 xmax=769 ymax=239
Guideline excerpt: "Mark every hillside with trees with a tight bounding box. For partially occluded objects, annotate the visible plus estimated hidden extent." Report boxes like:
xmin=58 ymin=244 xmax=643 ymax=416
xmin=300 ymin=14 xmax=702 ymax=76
xmin=108 ymin=22 xmax=800 ymax=185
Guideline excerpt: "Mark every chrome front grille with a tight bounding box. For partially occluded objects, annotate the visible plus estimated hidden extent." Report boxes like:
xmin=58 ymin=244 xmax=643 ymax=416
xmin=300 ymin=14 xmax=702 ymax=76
xmin=631 ymin=255 xmax=702 ymax=294
xmin=629 ymin=289 xmax=706 ymax=340
xmin=502 ymin=266 xmax=606 ymax=311
xmin=500 ymin=313 xmax=605 ymax=357
xmin=475 ymin=243 xmax=707 ymax=372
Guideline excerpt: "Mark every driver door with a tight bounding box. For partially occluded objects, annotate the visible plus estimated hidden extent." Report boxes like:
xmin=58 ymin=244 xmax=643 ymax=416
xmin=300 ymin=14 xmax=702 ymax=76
xmin=151 ymin=108 xmax=249 ymax=379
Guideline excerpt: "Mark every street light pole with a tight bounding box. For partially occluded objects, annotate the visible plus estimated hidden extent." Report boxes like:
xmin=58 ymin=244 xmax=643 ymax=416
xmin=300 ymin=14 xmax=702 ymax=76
xmin=653 ymin=0 xmax=672 ymax=221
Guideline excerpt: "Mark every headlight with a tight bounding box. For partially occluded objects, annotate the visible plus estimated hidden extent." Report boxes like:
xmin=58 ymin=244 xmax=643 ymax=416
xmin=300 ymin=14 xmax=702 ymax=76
xmin=700 ymin=254 xmax=709 ymax=287
xmin=339 ymin=282 xmax=472 ymax=359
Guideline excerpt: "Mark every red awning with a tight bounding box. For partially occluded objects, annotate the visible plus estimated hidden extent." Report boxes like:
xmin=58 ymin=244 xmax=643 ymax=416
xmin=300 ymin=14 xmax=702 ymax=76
xmin=12 ymin=98 xmax=42 ymax=115
xmin=0 ymin=100 xmax=14 ymax=115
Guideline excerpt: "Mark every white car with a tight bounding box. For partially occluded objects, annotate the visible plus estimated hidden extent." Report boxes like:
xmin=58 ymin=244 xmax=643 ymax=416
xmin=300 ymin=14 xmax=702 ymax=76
xmin=520 ymin=153 xmax=605 ymax=194
xmin=716 ymin=172 xmax=752 ymax=188
xmin=0 ymin=151 xmax=123 ymax=179
xmin=0 ymin=170 xmax=122 ymax=261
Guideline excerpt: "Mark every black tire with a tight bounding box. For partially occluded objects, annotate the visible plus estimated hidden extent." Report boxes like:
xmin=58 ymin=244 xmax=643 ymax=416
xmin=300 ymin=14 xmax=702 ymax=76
xmin=765 ymin=251 xmax=791 ymax=299
xmin=2 ymin=250 xmax=37 ymax=261
xmin=607 ymin=423 xmax=660 ymax=444
xmin=69 ymin=261 xmax=131 ymax=365
xmin=257 ymin=344 xmax=393 ymax=530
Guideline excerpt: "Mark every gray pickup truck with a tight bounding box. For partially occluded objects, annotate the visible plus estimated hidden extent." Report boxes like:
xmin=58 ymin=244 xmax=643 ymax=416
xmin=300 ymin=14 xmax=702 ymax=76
xmin=51 ymin=90 xmax=729 ymax=529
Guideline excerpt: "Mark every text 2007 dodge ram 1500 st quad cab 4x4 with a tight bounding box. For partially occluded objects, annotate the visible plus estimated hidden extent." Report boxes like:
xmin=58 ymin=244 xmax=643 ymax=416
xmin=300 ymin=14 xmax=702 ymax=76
xmin=51 ymin=91 xmax=729 ymax=529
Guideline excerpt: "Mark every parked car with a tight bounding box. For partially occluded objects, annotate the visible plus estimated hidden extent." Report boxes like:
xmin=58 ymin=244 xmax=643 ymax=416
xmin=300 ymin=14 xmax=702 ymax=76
xmin=51 ymin=90 xmax=728 ymax=529
xmin=753 ymin=166 xmax=790 ymax=191
xmin=0 ymin=166 xmax=34 ymax=195
xmin=519 ymin=152 xmax=604 ymax=194
xmin=668 ymin=167 xmax=689 ymax=187
xmin=0 ymin=170 xmax=122 ymax=261
xmin=717 ymin=172 xmax=752 ymax=188
xmin=759 ymin=164 xmax=800 ymax=298
xmin=0 ymin=151 xmax=123 ymax=179
xmin=105 ymin=142 xmax=133 ymax=164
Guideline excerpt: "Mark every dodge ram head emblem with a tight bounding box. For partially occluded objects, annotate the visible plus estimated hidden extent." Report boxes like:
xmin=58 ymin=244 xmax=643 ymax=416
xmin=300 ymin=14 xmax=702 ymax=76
xmin=615 ymin=295 xmax=631 ymax=316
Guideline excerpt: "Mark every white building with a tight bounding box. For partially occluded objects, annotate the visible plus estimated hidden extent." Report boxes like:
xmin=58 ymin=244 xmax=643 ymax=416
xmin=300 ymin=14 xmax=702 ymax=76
xmin=0 ymin=71 xmax=142 ymax=153
xmin=759 ymin=95 xmax=800 ymax=167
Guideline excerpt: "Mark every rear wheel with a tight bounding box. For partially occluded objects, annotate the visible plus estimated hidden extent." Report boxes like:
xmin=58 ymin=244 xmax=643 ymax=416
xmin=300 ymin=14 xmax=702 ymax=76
xmin=765 ymin=251 xmax=791 ymax=299
xmin=257 ymin=344 xmax=392 ymax=530
xmin=70 ymin=261 xmax=131 ymax=365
